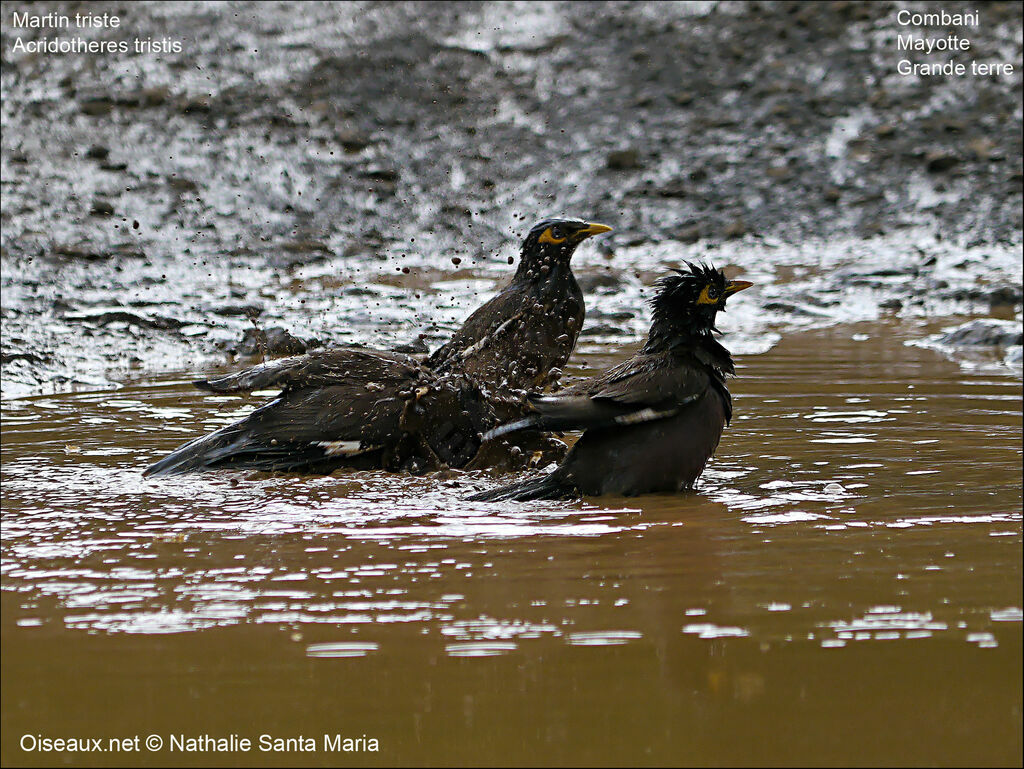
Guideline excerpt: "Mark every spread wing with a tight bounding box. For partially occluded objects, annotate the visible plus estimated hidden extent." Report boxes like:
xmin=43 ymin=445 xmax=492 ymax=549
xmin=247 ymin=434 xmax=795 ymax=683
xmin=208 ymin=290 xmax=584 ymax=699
xmin=195 ymin=347 xmax=425 ymax=394
xmin=147 ymin=373 xmax=430 ymax=476
xmin=150 ymin=347 xmax=493 ymax=476
xmin=144 ymin=382 xmax=413 ymax=476
xmin=484 ymin=352 xmax=712 ymax=440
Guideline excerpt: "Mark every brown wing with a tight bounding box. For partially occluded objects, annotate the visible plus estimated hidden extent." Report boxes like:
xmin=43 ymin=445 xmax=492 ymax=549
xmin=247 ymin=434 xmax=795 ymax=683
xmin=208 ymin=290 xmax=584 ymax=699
xmin=484 ymin=352 xmax=712 ymax=440
xmin=195 ymin=347 xmax=425 ymax=393
xmin=428 ymin=286 xmax=526 ymax=370
xmin=428 ymin=279 xmax=584 ymax=391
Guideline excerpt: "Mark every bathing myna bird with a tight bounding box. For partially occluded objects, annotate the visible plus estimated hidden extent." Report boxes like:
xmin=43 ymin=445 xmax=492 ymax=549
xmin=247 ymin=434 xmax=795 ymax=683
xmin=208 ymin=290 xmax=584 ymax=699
xmin=143 ymin=218 xmax=611 ymax=477
xmin=468 ymin=264 xmax=752 ymax=500
xmin=430 ymin=218 xmax=612 ymax=395
xmin=142 ymin=347 xmax=493 ymax=475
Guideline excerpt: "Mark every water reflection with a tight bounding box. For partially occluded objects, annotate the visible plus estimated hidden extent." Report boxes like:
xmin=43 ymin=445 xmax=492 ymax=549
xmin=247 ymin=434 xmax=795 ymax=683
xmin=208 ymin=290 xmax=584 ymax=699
xmin=2 ymin=322 xmax=1021 ymax=765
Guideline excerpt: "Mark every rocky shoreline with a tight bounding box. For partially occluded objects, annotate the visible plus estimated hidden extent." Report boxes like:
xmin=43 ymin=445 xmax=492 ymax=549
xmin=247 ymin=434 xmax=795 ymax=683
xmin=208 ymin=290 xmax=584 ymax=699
xmin=2 ymin=1 xmax=1021 ymax=397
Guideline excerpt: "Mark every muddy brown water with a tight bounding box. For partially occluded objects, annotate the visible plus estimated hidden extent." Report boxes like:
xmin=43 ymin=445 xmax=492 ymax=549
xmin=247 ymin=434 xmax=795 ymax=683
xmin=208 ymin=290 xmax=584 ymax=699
xmin=2 ymin=322 xmax=1021 ymax=767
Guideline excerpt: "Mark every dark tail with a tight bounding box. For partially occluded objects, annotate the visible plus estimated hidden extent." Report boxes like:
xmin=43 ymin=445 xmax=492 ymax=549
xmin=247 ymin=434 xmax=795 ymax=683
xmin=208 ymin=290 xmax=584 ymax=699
xmin=194 ymin=356 xmax=299 ymax=393
xmin=143 ymin=424 xmax=339 ymax=477
xmin=467 ymin=471 xmax=578 ymax=502
xmin=143 ymin=424 xmax=247 ymax=476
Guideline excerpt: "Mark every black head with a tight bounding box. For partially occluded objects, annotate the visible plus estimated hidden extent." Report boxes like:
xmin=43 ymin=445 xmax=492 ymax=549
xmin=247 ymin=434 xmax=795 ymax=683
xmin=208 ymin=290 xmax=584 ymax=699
xmin=516 ymin=218 xmax=612 ymax=276
xmin=649 ymin=262 xmax=753 ymax=340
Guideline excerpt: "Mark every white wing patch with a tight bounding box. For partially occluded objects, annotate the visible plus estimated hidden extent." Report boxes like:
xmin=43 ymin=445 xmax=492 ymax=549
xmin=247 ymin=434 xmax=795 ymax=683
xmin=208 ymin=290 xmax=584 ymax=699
xmin=613 ymin=407 xmax=680 ymax=426
xmin=460 ymin=312 xmax=524 ymax=360
xmin=317 ymin=440 xmax=373 ymax=457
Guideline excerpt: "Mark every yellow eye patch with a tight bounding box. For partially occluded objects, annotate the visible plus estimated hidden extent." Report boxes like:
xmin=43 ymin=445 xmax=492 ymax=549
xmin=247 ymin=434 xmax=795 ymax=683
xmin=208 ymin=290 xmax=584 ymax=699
xmin=696 ymin=284 xmax=720 ymax=305
xmin=538 ymin=228 xmax=567 ymax=245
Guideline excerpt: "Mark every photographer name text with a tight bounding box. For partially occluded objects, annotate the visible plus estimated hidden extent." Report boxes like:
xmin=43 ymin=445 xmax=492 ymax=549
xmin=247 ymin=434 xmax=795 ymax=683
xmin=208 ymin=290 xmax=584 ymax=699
xmin=20 ymin=733 xmax=379 ymax=754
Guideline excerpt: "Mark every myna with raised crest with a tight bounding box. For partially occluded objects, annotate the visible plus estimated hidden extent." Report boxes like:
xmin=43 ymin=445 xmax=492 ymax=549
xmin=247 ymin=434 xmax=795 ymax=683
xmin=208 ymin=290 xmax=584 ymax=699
xmin=468 ymin=263 xmax=753 ymax=500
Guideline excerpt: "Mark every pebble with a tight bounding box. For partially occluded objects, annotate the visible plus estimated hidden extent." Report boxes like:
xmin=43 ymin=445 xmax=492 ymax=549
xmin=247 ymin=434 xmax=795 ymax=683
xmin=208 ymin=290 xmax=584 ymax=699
xmin=606 ymin=149 xmax=641 ymax=170
xmin=925 ymin=151 xmax=959 ymax=173
xmin=937 ymin=320 xmax=1022 ymax=347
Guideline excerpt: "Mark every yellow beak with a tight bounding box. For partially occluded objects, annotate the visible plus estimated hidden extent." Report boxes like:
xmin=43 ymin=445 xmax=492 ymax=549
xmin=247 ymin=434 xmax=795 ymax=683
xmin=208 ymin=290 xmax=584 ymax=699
xmin=724 ymin=280 xmax=753 ymax=295
xmin=576 ymin=222 xmax=613 ymax=238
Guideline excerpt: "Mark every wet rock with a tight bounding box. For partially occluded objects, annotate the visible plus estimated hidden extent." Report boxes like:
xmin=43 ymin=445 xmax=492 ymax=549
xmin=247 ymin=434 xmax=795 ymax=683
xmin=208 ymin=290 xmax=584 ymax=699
xmin=593 ymin=239 xmax=616 ymax=259
xmin=587 ymin=308 xmax=635 ymax=321
xmin=833 ymin=265 xmax=916 ymax=288
xmin=109 ymin=243 xmax=146 ymax=259
xmin=79 ymin=96 xmax=113 ymax=116
xmin=677 ymin=224 xmax=701 ymax=243
xmin=606 ymin=149 xmax=641 ymax=170
xmin=337 ymin=128 xmax=371 ymax=152
xmin=762 ymin=301 xmax=833 ymax=318
xmin=64 ymin=311 xmax=187 ymax=331
xmin=987 ymin=285 xmax=1022 ymax=307
xmin=576 ymin=271 xmax=626 ymax=292
xmin=944 ymin=285 xmax=1007 ymax=303
xmin=167 ymin=176 xmax=199 ymax=192
xmin=630 ymin=46 xmax=649 ymax=62
xmin=655 ymin=181 xmax=688 ymax=198
xmin=272 ymin=240 xmax=334 ymax=268
xmin=936 ymin=320 xmax=1022 ymax=347
xmin=212 ymin=303 xmax=264 ymax=318
xmin=233 ymin=327 xmax=311 ymax=357
xmin=58 ymin=242 xmax=147 ymax=260
xmin=2 ymin=1 xmax=1022 ymax=398
xmin=611 ymin=230 xmax=647 ymax=247
xmin=135 ymin=86 xmax=171 ymax=108
xmin=580 ymin=323 xmax=627 ymax=337
xmin=179 ymin=95 xmax=212 ymax=114
xmin=282 ymin=240 xmax=332 ymax=255
xmin=393 ymin=334 xmax=430 ymax=354
xmin=361 ymin=167 xmax=400 ymax=182
xmin=925 ymin=151 xmax=959 ymax=173
xmin=90 ymin=199 xmax=115 ymax=217
xmin=723 ymin=218 xmax=747 ymax=239
xmin=968 ymin=137 xmax=996 ymax=161
xmin=1 ymin=350 xmax=50 ymax=365
xmin=53 ymin=242 xmax=105 ymax=260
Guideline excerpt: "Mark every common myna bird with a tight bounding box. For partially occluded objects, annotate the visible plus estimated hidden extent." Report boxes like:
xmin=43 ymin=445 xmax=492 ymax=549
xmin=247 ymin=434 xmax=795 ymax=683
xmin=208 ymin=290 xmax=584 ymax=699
xmin=143 ymin=218 xmax=611 ymax=477
xmin=468 ymin=264 xmax=752 ymax=500
xmin=143 ymin=348 xmax=492 ymax=475
xmin=429 ymin=218 xmax=612 ymax=394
